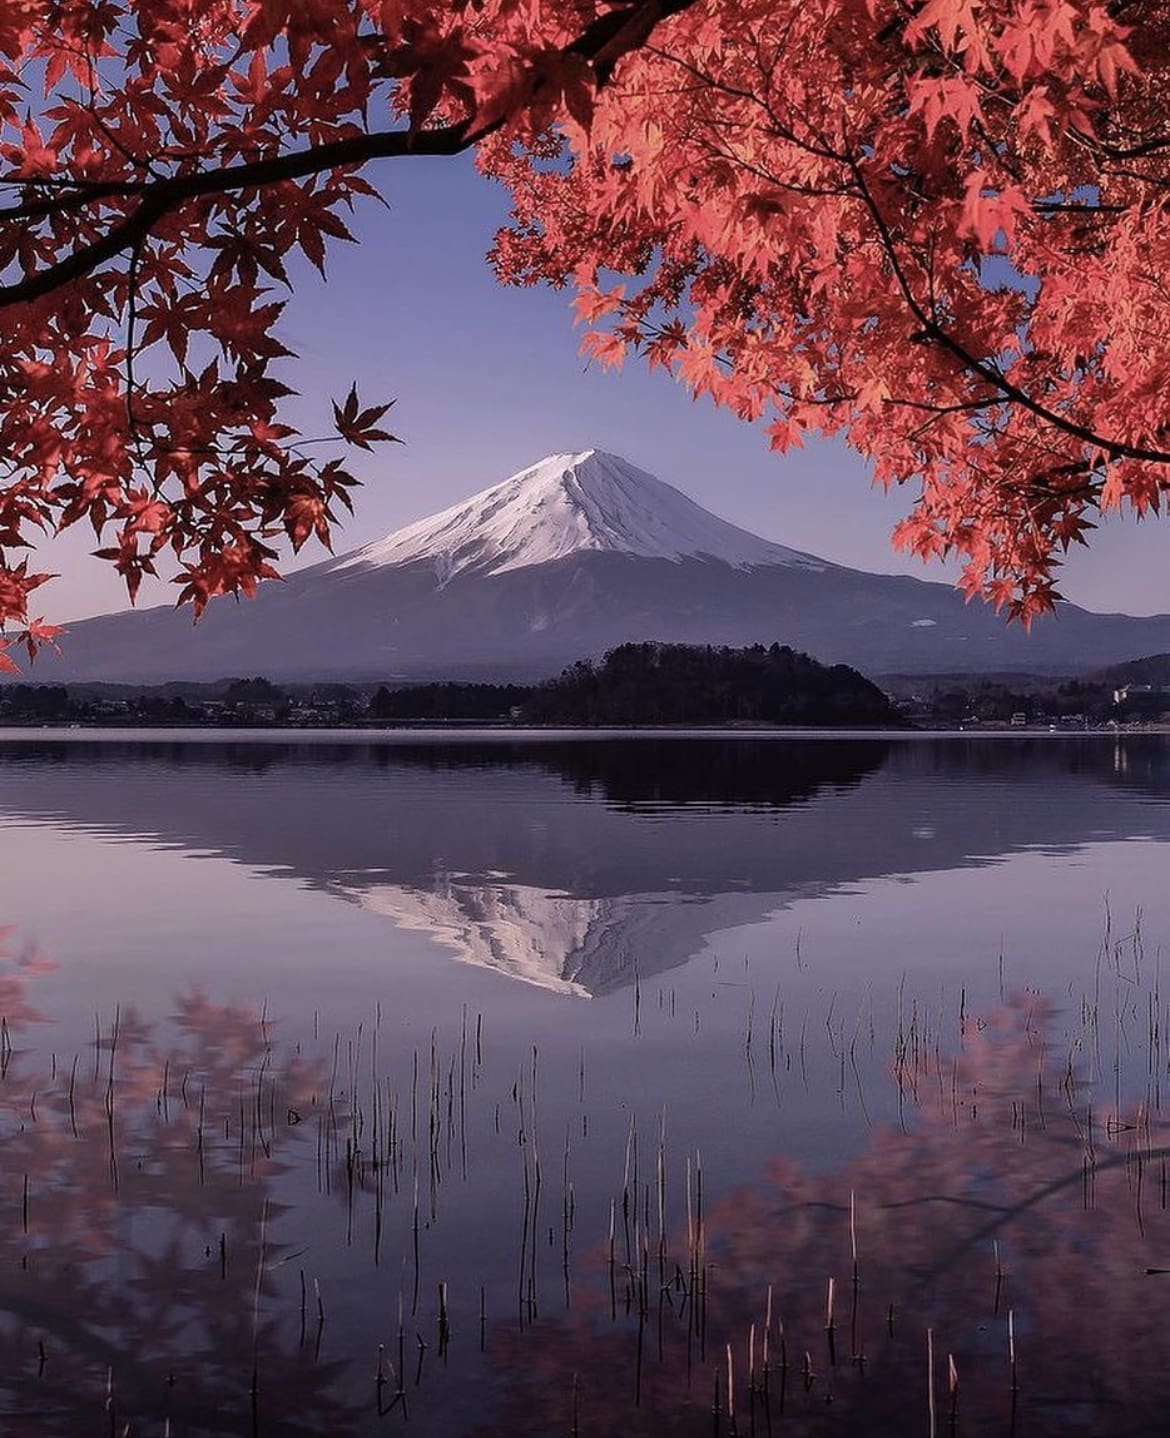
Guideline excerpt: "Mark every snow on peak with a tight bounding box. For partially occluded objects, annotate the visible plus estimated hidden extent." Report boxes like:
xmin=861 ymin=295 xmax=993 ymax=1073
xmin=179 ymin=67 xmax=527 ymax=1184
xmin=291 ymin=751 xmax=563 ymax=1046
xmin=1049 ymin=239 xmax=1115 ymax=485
xmin=334 ymin=449 xmax=827 ymax=581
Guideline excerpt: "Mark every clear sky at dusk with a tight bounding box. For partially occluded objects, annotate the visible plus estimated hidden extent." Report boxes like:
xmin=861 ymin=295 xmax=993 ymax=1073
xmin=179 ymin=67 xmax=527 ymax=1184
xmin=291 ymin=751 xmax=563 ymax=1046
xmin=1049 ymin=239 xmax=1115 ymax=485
xmin=33 ymin=152 xmax=1170 ymax=623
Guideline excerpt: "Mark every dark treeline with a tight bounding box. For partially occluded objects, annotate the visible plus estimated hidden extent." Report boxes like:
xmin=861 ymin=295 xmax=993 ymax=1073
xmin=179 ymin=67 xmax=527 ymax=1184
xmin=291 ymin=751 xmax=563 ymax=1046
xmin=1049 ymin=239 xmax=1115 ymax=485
xmin=526 ymin=642 xmax=899 ymax=726
xmin=368 ymin=682 xmax=530 ymax=721
xmin=0 ymin=642 xmax=901 ymax=728
xmin=0 ymin=678 xmax=360 ymax=727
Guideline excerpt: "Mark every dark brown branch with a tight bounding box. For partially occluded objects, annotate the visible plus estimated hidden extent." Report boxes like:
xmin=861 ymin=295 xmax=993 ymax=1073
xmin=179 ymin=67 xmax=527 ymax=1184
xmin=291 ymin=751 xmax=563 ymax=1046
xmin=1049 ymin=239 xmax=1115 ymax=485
xmin=846 ymin=155 xmax=1170 ymax=467
xmin=0 ymin=127 xmax=467 ymax=309
xmin=1094 ymin=133 xmax=1170 ymax=160
xmin=0 ymin=0 xmax=698 ymax=311
xmin=1032 ymin=200 xmax=1128 ymax=214
xmin=883 ymin=395 xmax=1001 ymax=415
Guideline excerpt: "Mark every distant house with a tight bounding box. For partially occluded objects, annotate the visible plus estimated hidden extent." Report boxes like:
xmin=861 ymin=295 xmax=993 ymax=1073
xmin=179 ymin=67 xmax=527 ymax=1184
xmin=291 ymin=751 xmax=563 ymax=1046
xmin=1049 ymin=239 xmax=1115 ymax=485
xmin=1010 ymin=711 xmax=1027 ymax=726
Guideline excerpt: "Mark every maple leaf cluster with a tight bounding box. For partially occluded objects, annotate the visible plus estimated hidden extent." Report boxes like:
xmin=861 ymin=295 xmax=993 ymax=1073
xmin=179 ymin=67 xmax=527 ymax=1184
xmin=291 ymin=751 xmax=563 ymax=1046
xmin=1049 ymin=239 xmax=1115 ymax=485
xmin=0 ymin=0 xmax=410 ymax=667
xmin=0 ymin=0 xmax=697 ymax=668
xmin=2 ymin=0 xmax=1167 ymax=669
xmin=485 ymin=0 xmax=1170 ymax=620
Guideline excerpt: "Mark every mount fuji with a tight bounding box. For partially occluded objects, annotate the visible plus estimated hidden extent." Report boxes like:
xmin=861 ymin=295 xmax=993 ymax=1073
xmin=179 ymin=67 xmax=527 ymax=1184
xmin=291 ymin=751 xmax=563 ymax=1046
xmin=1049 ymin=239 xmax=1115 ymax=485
xmin=30 ymin=448 xmax=1170 ymax=682
xmin=335 ymin=449 xmax=827 ymax=580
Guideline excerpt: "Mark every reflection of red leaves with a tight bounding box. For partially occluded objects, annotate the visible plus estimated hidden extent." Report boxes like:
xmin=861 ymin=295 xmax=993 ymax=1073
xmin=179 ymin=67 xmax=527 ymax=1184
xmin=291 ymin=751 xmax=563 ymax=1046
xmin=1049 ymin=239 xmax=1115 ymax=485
xmin=0 ymin=956 xmax=346 ymax=1434
xmin=480 ymin=1000 xmax=1170 ymax=1437
xmin=0 ymin=924 xmax=55 ymax=1026
xmin=16 ymin=942 xmax=57 ymax=974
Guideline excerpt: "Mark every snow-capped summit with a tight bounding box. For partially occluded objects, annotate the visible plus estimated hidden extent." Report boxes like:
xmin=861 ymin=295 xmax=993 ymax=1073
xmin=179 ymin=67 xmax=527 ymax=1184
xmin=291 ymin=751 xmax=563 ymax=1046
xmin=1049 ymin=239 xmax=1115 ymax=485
xmin=334 ymin=449 xmax=827 ymax=583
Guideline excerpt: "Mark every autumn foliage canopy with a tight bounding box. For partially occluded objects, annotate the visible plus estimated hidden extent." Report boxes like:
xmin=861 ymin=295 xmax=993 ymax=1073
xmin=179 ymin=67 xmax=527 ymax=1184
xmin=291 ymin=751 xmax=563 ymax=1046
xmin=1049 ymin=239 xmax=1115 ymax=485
xmin=1 ymin=0 xmax=1167 ymax=664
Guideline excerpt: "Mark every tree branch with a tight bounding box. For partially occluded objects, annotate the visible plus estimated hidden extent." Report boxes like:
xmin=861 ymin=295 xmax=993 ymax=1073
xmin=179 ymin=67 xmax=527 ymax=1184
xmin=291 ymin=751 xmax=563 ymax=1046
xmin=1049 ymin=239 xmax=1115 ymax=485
xmin=0 ymin=0 xmax=699 ymax=312
xmin=846 ymin=155 xmax=1170 ymax=467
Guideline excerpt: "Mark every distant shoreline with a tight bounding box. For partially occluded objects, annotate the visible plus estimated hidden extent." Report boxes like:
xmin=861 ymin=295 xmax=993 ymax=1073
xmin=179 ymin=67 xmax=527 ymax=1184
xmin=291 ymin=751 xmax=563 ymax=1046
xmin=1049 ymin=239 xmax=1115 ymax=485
xmin=0 ymin=723 xmax=1165 ymax=743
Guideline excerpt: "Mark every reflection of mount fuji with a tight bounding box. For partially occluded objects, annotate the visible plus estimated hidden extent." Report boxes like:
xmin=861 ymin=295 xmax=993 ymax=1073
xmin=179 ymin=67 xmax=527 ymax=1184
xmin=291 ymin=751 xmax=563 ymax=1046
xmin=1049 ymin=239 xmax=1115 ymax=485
xmin=341 ymin=882 xmax=739 ymax=998
xmin=2 ymin=735 xmax=1170 ymax=994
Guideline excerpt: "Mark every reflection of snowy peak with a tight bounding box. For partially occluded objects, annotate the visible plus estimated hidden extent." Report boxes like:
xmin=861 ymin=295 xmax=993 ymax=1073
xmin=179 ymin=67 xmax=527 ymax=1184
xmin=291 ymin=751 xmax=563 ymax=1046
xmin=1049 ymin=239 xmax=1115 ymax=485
xmin=340 ymin=879 xmax=601 ymax=996
xmin=333 ymin=449 xmax=827 ymax=582
xmin=333 ymin=874 xmax=777 ymax=997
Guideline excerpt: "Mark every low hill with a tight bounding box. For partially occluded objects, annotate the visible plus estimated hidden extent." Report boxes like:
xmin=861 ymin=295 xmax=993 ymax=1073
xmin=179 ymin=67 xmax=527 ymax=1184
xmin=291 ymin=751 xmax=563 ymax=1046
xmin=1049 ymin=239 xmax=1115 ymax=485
xmin=1087 ymin=653 xmax=1170 ymax=687
xmin=524 ymin=642 xmax=899 ymax=726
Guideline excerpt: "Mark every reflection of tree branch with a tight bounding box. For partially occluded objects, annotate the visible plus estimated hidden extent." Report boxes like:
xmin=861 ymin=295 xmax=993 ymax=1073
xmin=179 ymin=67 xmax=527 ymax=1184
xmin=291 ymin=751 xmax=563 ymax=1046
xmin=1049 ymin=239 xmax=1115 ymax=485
xmin=482 ymin=995 xmax=1170 ymax=1437
xmin=918 ymin=1143 xmax=1170 ymax=1289
xmin=846 ymin=153 xmax=1170 ymax=466
xmin=880 ymin=1194 xmax=1010 ymax=1215
xmin=751 ymin=1193 xmax=1011 ymax=1227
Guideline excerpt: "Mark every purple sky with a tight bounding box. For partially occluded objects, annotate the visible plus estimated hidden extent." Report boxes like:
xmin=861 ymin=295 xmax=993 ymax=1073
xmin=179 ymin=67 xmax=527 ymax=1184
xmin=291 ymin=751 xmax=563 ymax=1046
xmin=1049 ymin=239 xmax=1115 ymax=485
xmin=34 ymin=152 xmax=1170 ymax=622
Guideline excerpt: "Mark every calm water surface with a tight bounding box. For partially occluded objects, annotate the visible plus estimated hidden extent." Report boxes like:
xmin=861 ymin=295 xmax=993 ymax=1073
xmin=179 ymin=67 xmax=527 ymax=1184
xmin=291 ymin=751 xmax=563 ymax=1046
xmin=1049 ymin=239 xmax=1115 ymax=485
xmin=1 ymin=731 xmax=1169 ymax=1434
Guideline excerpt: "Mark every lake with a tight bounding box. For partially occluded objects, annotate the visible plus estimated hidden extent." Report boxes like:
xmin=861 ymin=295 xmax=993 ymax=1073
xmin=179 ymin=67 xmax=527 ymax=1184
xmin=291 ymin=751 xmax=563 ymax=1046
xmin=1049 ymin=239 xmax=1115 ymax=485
xmin=1 ymin=729 xmax=1169 ymax=1434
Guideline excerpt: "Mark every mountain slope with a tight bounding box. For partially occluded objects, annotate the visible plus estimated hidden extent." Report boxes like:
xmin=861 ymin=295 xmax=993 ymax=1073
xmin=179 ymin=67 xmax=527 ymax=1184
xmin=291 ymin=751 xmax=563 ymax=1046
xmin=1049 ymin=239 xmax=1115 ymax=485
xmin=330 ymin=450 xmax=827 ymax=580
xmin=1087 ymin=653 xmax=1170 ymax=687
xmin=27 ymin=448 xmax=1170 ymax=682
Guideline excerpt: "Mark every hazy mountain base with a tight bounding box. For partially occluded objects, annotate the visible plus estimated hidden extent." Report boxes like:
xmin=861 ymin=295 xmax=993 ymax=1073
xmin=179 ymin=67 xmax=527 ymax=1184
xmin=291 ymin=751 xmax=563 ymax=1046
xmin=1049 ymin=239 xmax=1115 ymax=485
xmin=23 ymin=552 xmax=1170 ymax=685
